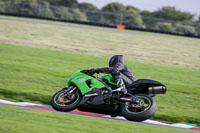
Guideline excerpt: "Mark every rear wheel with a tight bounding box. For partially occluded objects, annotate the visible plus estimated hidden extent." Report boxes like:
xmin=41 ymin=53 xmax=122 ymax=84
xmin=51 ymin=87 xmax=81 ymax=112
xmin=121 ymin=94 xmax=156 ymax=121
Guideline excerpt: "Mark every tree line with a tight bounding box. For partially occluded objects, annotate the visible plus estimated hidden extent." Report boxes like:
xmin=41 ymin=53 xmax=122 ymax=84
xmin=0 ymin=0 xmax=199 ymax=35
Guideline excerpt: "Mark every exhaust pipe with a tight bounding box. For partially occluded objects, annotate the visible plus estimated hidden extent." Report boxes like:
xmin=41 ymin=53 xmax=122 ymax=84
xmin=148 ymin=86 xmax=166 ymax=95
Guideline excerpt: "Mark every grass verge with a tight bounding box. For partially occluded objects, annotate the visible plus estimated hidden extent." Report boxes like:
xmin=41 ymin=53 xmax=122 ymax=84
xmin=0 ymin=16 xmax=200 ymax=68
xmin=0 ymin=105 xmax=197 ymax=133
xmin=0 ymin=43 xmax=200 ymax=124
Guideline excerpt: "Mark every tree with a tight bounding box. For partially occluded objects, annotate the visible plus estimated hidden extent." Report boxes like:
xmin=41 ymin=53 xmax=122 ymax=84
xmin=0 ymin=1 xmax=5 ymax=12
xmin=198 ymin=16 xmax=200 ymax=23
xmin=154 ymin=22 xmax=175 ymax=33
xmin=68 ymin=8 xmax=87 ymax=21
xmin=52 ymin=6 xmax=87 ymax=21
xmin=140 ymin=10 xmax=155 ymax=28
xmin=53 ymin=7 xmax=72 ymax=20
xmin=78 ymin=2 xmax=98 ymax=11
xmin=195 ymin=16 xmax=200 ymax=35
xmin=153 ymin=6 xmax=195 ymax=22
xmin=102 ymin=2 xmax=126 ymax=13
xmin=174 ymin=23 xmax=197 ymax=35
xmin=101 ymin=3 xmax=126 ymax=25
xmin=101 ymin=2 xmax=144 ymax=26
xmin=9 ymin=0 xmax=40 ymax=16
xmin=48 ymin=0 xmax=78 ymax=8
xmin=126 ymin=5 xmax=140 ymax=13
xmin=38 ymin=1 xmax=54 ymax=18
xmin=78 ymin=2 xmax=100 ymax=23
xmin=123 ymin=7 xmax=145 ymax=28
xmin=141 ymin=10 xmax=153 ymax=16
xmin=140 ymin=6 xmax=196 ymax=33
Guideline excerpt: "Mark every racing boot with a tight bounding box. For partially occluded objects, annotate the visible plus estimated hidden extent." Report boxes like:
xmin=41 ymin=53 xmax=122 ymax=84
xmin=112 ymin=79 xmax=127 ymax=94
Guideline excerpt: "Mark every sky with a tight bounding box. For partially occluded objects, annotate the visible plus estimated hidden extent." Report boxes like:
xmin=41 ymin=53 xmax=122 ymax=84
xmin=78 ymin=0 xmax=200 ymax=16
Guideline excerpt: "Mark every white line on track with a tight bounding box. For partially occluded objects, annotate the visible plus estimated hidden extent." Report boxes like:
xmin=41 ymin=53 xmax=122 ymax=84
xmin=0 ymin=99 xmax=199 ymax=132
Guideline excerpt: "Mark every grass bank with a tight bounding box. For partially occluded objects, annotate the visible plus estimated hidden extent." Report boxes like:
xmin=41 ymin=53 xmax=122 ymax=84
xmin=0 ymin=16 xmax=200 ymax=68
xmin=0 ymin=43 xmax=199 ymax=124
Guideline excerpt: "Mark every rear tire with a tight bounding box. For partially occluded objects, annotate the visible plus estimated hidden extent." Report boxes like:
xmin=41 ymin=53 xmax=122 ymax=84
xmin=51 ymin=88 xmax=81 ymax=112
xmin=121 ymin=94 xmax=156 ymax=122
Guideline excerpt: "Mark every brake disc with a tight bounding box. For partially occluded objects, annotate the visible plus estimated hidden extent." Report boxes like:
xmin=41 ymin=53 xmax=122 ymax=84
xmin=130 ymin=98 xmax=145 ymax=109
xmin=58 ymin=93 xmax=74 ymax=103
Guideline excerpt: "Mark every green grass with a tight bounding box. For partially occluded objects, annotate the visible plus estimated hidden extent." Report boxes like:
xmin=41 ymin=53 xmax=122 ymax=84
xmin=0 ymin=105 xmax=196 ymax=133
xmin=0 ymin=17 xmax=200 ymax=68
xmin=0 ymin=15 xmax=200 ymax=125
xmin=0 ymin=43 xmax=200 ymax=124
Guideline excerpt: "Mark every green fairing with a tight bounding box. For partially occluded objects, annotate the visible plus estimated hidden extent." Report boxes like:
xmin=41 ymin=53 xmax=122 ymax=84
xmin=100 ymin=75 xmax=117 ymax=86
xmin=67 ymin=71 xmax=106 ymax=94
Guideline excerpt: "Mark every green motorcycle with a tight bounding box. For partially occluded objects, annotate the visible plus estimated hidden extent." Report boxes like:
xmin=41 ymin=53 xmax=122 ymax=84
xmin=51 ymin=70 xmax=166 ymax=121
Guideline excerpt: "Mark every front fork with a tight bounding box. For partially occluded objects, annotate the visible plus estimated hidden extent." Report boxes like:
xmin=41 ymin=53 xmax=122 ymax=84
xmin=62 ymin=86 xmax=77 ymax=94
xmin=58 ymin=86 xmax=77 ymax=103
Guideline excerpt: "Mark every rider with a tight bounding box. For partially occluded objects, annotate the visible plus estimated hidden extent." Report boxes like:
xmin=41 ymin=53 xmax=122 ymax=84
xmin=89 ymin=55 xmax=135 ymax=94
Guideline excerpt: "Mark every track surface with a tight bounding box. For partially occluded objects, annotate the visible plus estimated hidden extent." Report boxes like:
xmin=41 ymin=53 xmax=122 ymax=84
xmin=0 ymin=99 xmax=199 ymax=132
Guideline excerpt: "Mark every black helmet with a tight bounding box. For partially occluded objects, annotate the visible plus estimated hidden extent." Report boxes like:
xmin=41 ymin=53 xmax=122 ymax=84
xmin=109 ymin=55 xmax=124 ymax=67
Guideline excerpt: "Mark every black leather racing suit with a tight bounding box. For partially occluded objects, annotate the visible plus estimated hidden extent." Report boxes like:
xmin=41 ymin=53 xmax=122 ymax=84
xmin=93 ymin=62 xmax=135 ymax=88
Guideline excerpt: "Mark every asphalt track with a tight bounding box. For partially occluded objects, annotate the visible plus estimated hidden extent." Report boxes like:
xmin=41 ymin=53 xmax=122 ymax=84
xmin=0 ymin=100 xmax=199 ymax=132
xmin=0 ymin=15 xmax=200 ymax=42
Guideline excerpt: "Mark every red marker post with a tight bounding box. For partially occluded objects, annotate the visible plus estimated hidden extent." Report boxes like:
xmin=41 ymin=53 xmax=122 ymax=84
xmin=117 ymin=25 xmax=125 ymax=30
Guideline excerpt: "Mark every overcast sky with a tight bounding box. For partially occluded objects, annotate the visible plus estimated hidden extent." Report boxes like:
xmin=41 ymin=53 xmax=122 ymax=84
xmin=78 ymin=0 xmax=200 ymax=16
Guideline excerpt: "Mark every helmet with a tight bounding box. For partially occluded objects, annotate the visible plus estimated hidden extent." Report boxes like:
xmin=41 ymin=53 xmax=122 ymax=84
xmin=109 ymin=55 xmax=124 ymax=67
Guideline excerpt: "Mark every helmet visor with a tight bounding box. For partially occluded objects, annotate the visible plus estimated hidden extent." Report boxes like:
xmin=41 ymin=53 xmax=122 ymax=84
xmin=109 ymin=55 xmax=124 ymax=67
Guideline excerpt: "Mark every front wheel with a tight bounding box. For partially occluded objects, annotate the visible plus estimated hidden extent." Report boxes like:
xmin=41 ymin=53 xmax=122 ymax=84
xmin=51 ymin=87 xmax=81 ymax=112
xmin=121 ymin=94 xmax=157 ymax=122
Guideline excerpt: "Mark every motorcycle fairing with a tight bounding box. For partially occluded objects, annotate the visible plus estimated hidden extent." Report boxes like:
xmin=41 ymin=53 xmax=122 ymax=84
xmin=79 ymin=88 xmax=105 ymax=106
xmin=67 ymin=71 xmax=106 ymax=95
xmin=100 ymin=74 xmax=116 ymax=86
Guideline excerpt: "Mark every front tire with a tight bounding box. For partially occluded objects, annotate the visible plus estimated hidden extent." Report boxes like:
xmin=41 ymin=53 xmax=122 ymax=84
xmin=51 ymin=88 xmax=81 ymax=112
xmin=121 ymin=94 xmax=157 ymax=122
